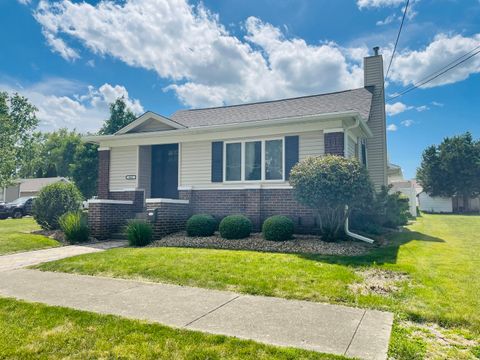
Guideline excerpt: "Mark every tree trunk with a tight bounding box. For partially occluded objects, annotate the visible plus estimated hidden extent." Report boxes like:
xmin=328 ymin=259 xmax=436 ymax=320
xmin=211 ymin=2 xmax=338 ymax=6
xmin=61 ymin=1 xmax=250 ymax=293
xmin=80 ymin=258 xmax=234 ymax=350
xmin=463 ymin=194 xmax=470 ymax=212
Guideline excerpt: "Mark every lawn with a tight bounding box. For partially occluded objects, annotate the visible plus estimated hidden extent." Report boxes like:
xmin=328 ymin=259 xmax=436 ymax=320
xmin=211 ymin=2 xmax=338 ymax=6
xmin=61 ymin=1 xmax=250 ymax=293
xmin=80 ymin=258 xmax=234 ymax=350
xmin=36 ymin=214 xmax=480 ymax=359
xmin=0 ymin=218 xmax=60 ymax=255
xmin=0 ymin=297 xmax=343 ymax=360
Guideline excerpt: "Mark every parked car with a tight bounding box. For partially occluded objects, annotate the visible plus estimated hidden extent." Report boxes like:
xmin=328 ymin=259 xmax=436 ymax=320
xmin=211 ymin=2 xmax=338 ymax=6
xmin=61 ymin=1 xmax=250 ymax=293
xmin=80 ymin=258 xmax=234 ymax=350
xmin=0 ymin=197 xmax=35 ymax=219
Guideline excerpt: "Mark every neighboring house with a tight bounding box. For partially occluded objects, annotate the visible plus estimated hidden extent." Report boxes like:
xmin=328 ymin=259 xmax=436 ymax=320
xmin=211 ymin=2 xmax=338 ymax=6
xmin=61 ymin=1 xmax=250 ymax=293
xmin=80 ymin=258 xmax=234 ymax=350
xmin=388 ymin=163 xmax=417 ymax=217
xmin=85 ymin=48 xmax=388 ymax=240
xmin=0 ymin=177 xmax=69 ymax=203
xmin=417 ymin=189 xmax=480 ymax=213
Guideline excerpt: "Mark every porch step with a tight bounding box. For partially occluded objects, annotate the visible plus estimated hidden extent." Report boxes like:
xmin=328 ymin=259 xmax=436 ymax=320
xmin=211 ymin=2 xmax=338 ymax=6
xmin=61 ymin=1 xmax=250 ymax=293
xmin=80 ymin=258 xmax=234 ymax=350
xmin=110 ymin=233 xmax=127 ymax=240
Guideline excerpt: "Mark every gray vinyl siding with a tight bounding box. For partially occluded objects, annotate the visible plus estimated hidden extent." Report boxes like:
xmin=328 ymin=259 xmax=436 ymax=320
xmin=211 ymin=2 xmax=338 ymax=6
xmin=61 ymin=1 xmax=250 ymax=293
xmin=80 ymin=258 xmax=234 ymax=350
xmin=109 ymin=146 xmax=138 ymax=191
xmin=346 ymin=135 xmax=357 ymax=159
xmin=137 ymin=145 xmax=151 ymax=198
xmin=180 ymin=141 xmax=211 ymax=186
xmin=180 ymin=131 xmax=324 ymax=187
xmin=299 ymin=131 xmax=324 ymax=160
xmin=364 ymin=55 xmax=388 ymax=189
xmin=129 ymin=119 xmax=174 ymax=133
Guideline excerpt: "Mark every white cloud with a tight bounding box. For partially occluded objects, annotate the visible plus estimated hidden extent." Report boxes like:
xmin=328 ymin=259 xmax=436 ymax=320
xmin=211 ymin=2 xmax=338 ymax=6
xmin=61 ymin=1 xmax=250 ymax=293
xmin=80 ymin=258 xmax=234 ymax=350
xmin=415 ymin=105 xmax=429 ymax=112
xmin=401 ymin=119 xmax=414 ymax=127
xmin=17 ymin=0 xmax=31 ymax=4
xmin=376 ymin=14 xmax=397 ymax=26
xmin=431 ymin=101 xmax=444 ymax=107
xmin=386 ymin=102 xmax=410 ymax=116
xmin=388 ymin=33 xmax=480 ymax=87
xmin=387 ymin=123 xmax=398 ymax=131
xmin=34 ymin=0 xmax=364 ymax=108
xmin=0 ymin=79 xmax=143 ymax=133
xmin=357 ymin=0 xmax=405 ymax=9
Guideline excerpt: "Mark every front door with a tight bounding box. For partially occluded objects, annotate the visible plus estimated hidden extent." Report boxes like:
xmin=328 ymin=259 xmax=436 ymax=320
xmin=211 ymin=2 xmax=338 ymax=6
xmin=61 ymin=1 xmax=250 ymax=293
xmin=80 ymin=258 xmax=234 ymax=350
xmin=151 ymin=144 xmax=179 ymax=199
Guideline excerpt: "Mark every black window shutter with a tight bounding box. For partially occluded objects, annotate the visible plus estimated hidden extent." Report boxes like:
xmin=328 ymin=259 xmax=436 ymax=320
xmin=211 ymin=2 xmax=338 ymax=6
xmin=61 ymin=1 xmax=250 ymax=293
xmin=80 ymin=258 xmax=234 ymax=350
xmin=211 ymin=141 xmax=223 ymax=182
xmin=284 ymin=136 xmax=299 ymax=180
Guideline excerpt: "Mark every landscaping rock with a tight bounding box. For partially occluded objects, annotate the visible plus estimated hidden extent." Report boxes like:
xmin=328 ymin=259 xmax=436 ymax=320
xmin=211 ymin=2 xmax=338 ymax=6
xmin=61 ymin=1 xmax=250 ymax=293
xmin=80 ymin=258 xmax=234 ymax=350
xmin=149 ymin=232 xmax=373 ymax=256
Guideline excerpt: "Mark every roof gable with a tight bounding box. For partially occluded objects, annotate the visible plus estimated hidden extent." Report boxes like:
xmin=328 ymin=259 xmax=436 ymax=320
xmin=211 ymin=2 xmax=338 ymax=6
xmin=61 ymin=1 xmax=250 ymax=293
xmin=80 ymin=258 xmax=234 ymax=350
xmin=116 ymin=111 xmax=186 ymax=134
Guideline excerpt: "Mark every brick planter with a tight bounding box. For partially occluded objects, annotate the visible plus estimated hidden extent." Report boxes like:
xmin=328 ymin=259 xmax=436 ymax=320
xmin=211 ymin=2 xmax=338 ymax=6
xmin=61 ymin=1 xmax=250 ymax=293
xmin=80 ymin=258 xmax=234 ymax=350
xmin=88 ymin=200 xmax=135 ymax=240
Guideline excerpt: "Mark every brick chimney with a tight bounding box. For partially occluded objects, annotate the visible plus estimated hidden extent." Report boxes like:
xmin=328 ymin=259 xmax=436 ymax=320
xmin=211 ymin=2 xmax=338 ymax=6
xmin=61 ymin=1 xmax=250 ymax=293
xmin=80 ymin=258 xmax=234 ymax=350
xmin=364 ymin=47 xmax=388 ymax=189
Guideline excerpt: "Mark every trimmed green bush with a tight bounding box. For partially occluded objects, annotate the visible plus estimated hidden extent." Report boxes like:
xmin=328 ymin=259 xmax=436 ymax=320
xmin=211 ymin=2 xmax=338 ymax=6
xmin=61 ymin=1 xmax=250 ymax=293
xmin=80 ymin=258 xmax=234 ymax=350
xmin=262 ymin=215 xmax=294 ymax=241
xmin=59 ymin=211 xmax=89 ymax=243
xmin=33 ymin=182 xmax=83 ymax=230
xmin=125 ymin=220 xmax=153 ymax=247
xmin=219 ymin=215 xmax=252 ymax=239
xmin=186 ymin=214 xmax=217 ymax=237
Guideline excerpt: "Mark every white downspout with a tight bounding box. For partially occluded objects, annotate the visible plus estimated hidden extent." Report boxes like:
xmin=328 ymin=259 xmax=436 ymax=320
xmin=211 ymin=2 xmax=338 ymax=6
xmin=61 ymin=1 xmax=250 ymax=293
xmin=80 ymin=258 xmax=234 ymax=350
xmin=344 ymin=205 xmax=374 ymax=244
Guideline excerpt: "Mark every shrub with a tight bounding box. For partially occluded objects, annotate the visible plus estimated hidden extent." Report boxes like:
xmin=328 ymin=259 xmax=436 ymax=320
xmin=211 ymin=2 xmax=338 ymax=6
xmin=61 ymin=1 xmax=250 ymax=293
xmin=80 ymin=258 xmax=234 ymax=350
xmin=186 ymin=214 xmax=217 ymax=237
xmin=125 ymin=220 xmax=153 ymax=247
xmin=289 ymin=155 xmax=374 ymax=241
xmin=33 ymin=182 xmax=83 ymax=230
xmin=58 ymin=211 xmax=89 ymax=243
xmin=350 ymin=185 xmax=410 ymax=232
xmin=262 ymin=215 xmax=294 ymax=241
xmin=219 ymin=215 xmax=252 ymax=239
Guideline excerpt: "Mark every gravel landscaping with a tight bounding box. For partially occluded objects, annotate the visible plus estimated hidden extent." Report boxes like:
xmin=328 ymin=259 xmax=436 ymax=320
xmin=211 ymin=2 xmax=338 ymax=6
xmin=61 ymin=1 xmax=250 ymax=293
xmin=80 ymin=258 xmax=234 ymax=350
xmin=149 ymin=231 xmax=374 ymax=256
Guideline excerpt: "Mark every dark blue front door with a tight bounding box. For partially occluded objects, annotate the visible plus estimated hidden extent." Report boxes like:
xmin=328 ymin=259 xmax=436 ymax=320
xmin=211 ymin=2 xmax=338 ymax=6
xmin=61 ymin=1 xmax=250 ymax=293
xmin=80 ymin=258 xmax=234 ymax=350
xmin=151 ymin=144 xmax=179 ymax=199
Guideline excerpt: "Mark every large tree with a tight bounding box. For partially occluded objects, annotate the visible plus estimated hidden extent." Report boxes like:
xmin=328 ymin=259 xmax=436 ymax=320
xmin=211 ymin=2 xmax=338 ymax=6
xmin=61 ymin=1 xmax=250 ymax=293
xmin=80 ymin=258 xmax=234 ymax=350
xmin=98 ymin=97 xmax=137 ymax=135
xmin=0 ymin=92 xmax=38 ymax=187
xmin=417 ymin=132 xmax=480 ymax=210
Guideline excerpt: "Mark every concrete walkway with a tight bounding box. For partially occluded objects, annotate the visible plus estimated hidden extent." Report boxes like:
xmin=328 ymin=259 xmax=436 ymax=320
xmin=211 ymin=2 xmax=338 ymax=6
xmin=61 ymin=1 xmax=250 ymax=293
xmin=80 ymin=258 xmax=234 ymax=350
xmin=0 ymin=241 xmax=126 ymax=271
xmin=0 ymin=268 xmax=393 ymax=360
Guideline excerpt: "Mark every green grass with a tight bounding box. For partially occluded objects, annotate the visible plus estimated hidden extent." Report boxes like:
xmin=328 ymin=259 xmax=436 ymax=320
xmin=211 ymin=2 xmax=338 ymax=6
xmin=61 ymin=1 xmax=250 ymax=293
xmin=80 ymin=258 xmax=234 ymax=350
xmin=0 ymin=218 xmax=60 ymax=255
xmin=0 ymin=297 xmax=344 ymax=360
xmin=36 ymin=213 xmax=480 ymax=359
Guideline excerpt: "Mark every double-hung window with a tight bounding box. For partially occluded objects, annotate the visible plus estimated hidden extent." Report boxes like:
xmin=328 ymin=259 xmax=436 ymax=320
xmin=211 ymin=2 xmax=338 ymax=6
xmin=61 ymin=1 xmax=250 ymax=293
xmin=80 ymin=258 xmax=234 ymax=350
xmin=224 ymin=138 xmax=284 ymax=182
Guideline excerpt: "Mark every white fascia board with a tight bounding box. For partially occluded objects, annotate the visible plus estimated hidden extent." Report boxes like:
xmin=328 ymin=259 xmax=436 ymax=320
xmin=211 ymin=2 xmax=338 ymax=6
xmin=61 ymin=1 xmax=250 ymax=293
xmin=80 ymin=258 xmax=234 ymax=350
xmin=88 ymin=199 xmax=133 ymax=205
xmin=145 ymin=198 xmax=189 ymax=204
xmin=85 ymin=111 xmax=359 ymax=146
xmin=114 ymin=111 xmax=186 ymax=135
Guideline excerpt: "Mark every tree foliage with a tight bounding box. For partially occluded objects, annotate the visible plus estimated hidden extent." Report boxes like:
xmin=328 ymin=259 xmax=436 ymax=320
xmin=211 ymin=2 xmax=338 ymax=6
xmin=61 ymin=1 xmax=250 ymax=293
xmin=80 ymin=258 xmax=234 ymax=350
xmin=0 ymin=92 xmax=38 ymax=187
xmin=417 ymin=132 xmax=480 ymax=209
xmin=99 ymin=97 xmax=137 ymax=135
xmin=289 ymin=155 xmax=374 ymax=241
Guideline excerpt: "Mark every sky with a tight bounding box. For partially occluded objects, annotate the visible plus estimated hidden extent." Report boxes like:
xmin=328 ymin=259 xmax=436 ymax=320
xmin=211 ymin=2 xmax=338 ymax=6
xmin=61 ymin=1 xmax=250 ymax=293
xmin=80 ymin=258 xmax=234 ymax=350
xmin=0 ymin=0 xmax=479 ymax=179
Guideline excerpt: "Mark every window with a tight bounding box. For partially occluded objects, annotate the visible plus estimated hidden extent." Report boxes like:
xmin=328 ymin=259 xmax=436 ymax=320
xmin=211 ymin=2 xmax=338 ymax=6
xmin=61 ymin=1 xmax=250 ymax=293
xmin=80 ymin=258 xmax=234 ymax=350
xmin=265 ymin=139 xmax=283 ymax=180
xmin=360 ymin=139 xmax=367 ymax=166
xmin=245 ymin=141 xmax=261 ymax=180
xmin=224 ymin=138 xmax=284 ymax=182
xmin=226 ymin=142 xmax=241 ymax=181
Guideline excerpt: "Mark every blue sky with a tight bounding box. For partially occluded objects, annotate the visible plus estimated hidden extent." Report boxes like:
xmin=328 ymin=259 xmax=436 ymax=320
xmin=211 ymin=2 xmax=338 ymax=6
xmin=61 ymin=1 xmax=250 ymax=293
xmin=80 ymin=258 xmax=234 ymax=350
xmin=1 ymin=0 xmax=479 ymax=179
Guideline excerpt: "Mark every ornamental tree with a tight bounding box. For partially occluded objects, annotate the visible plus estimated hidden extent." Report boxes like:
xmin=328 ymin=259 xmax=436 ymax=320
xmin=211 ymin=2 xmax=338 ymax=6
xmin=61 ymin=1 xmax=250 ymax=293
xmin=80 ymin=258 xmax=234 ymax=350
xmin=289 ymin=155 xmax=374 ymax=241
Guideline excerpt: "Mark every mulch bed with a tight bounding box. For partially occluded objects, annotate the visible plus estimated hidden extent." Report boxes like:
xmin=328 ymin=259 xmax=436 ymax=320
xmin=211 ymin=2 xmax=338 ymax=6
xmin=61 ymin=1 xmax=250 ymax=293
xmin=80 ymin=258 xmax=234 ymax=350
xmin=149 ymin=231 xmax=375 ymax=256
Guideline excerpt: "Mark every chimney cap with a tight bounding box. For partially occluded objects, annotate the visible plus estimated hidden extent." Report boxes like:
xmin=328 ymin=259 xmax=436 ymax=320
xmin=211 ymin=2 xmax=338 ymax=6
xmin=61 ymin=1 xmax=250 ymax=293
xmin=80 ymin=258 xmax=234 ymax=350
xmin=373 ymin=46 xmax=380 ymax=56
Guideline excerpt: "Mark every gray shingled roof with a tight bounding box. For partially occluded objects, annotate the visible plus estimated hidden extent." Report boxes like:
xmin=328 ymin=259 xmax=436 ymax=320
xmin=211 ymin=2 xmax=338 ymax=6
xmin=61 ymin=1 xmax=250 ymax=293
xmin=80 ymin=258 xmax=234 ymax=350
xmin=171 ymin=87 xmax=374 ymax=128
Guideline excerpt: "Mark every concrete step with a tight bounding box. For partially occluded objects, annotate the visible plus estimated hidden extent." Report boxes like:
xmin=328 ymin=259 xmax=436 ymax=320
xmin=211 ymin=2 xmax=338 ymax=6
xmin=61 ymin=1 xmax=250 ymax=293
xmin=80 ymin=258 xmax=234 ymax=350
xmin=134 ymin=212 xmax=149 ymax=220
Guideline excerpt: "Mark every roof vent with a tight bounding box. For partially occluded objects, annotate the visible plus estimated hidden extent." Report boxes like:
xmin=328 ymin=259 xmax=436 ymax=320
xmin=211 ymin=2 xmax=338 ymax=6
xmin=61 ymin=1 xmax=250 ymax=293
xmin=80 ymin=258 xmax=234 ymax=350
xmin=373 ymin=46 xmax=380 ymax=56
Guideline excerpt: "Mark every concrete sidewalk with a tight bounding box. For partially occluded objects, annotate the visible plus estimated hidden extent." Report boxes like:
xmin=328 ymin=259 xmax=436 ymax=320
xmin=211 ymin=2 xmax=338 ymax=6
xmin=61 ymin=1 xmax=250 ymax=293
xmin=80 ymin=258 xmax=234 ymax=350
xmin=0 ymin=241 xmax=126 ymax=272
xmin=0 ymin=269 xmax=393 ymax=360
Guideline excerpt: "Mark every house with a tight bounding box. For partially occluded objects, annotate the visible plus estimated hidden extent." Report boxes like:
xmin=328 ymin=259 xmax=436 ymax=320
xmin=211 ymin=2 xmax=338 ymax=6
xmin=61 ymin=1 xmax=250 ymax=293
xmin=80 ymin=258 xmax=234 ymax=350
xmin=85 ymin=48 xmax=388 ymax=240
xmin=0 ymin=177 xmax=69 ymax=203
xmin=387 ymin=163 xmax=417 ymax=217
xmin=417 ymin=190 xmax=480 ymax=213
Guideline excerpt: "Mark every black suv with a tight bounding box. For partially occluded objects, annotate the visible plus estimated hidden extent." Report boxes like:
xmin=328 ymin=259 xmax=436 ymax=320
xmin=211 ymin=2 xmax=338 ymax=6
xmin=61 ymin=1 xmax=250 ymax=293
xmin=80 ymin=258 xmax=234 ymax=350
xmin=0 ymin=197 xmax=35 ymax=219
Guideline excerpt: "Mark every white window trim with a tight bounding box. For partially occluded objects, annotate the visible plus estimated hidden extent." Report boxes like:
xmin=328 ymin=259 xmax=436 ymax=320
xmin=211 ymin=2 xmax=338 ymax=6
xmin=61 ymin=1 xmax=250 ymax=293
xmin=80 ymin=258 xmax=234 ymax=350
xmin=223 ymin=137 xmax=285 ymax=183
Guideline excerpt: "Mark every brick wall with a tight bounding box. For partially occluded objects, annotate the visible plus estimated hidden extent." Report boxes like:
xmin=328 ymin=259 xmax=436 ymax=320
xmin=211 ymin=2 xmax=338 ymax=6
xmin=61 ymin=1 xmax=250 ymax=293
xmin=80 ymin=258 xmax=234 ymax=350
xmin=97 ymin=150 xmax=110 ymax=199
xmin=324 ymin=132 xmax=344 ymax=156
xmin=150 ymin=202 xmax=190 ymax=239
xmin=88 ymin=201 xmax=134 ymax=240
xmin=109 ymin=190 xmax=145 ymax=212
xmin=179 ymin=188 xmax=318 ymax=233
